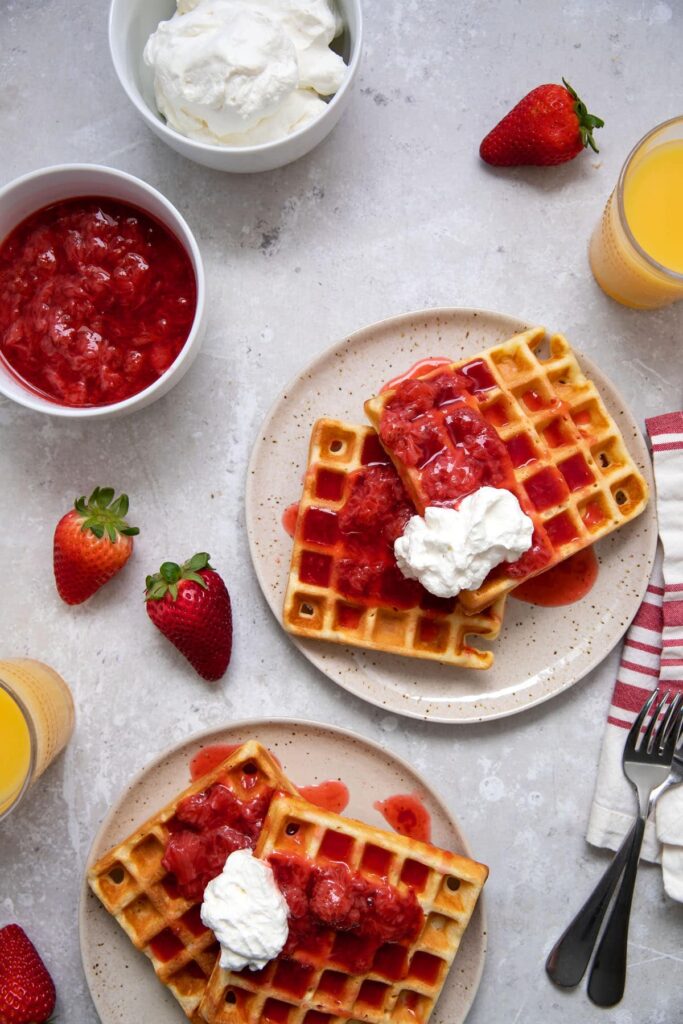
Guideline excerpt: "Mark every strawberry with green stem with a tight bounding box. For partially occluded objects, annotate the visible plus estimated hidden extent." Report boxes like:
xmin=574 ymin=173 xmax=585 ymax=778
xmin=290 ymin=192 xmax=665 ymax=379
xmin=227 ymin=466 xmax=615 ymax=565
xmin=479 ymin=79 xmax=604 ymax=167
xmin=145 ymin=553 xmax=232 ymax=681
xmin=53 ymin=486 xmax=139 ymax=605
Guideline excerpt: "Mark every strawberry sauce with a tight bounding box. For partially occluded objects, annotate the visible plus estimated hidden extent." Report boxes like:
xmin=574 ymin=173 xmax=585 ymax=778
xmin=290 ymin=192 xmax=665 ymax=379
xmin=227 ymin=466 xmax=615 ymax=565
xmin=282 ymin=503 xmax=300 ymax=538
xmin=298 ymin=780 xmax=350 ymax=814
xmin=381 ymin=357 xmax=452 ymax=392
xmin=0 ymin=197 xmax=196 ymax=407
xmin=269 ymin=852 xmax=424 ymax=968
xmin=511 ymin=547 xmax=599 ymax=606
xmin=379 ymin=369 xmax=554 ymax=579
xmin=374 ymin=793 xmax=432 ymax=843
xmin=189 ymin=744 xmax=243 ymax=780
xmin=162 ymin=782 xmax=274 ymax=902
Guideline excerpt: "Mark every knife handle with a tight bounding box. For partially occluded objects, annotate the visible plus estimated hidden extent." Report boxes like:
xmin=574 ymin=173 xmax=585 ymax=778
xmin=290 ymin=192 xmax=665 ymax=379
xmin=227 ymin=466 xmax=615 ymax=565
xmin=545 ymin=821 xmax=638 ymax=989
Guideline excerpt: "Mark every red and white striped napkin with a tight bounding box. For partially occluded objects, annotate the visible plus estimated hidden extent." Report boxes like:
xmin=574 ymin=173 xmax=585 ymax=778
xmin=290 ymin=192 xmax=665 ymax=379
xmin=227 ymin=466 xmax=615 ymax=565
xmin=587 ymin=412 xmax=683 ymax=901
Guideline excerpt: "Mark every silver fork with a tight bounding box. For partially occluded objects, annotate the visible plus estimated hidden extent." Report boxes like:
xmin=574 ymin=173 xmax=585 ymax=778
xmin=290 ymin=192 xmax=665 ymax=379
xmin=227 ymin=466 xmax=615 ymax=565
xmin=587 ymin=689 xmax=683 ymax=1006
xmin=546 ymin=688 xmax=682 ymax=991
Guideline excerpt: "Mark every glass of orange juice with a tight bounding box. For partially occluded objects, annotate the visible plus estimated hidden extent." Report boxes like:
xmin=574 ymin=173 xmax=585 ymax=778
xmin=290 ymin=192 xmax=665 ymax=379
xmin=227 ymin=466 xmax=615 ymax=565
xmin=589 ymin=115 xmax=683 ymax=308
xmin=0 ymin=659 xmax=75 ymax=823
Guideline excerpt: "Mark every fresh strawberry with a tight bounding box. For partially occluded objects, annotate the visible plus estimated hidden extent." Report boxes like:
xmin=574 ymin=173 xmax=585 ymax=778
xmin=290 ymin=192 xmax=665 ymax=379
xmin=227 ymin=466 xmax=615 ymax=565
xmin=145 ymin=553 xmax=232 ymax=681
xmin=479 ymin=78 xmax=604 ymax=166
xmin=53 ymin=487 xmax=139 ymax=605
xmin=0 ymin=925 xmax=56 ymax=1024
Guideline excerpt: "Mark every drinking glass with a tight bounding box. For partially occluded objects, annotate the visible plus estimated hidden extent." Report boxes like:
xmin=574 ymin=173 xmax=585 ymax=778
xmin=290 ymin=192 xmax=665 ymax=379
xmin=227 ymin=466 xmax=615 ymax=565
xmin=0 ymin=659 xmax=75 ymax=822
xmin=589 ymin=116 xmax=683 ymax=309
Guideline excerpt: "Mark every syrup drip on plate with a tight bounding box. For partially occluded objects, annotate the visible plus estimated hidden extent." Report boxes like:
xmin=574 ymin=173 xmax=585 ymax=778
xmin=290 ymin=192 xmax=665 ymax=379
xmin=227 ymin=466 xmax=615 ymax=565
xmin=298 ymin=780 xmax=350 ymax=814
xmin=511 ymin=547 xmax=599 ymax=606
xmin=282 ymin=502 xmax=300 ymax=538
xmin=374 ymin=793 xmax=432 ymax=843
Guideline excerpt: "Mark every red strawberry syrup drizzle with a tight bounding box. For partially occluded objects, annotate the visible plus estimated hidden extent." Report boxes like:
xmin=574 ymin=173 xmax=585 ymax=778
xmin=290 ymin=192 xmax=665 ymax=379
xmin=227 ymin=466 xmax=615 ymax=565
xmin=511 ymin=547 xmax=598 ymax=606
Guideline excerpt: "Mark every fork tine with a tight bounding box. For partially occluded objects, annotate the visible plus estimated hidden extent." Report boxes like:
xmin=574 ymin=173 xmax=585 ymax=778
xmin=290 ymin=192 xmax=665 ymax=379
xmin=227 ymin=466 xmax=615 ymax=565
xmin=658 ymin=693 xmax=683 ymax=754
xmin=643 ymin=689 xmax=670 ymax=753
xmin=660 ymin=703 xmax=683 ymax=761
xmin=625 ymin=688 xmax=659 ymax=755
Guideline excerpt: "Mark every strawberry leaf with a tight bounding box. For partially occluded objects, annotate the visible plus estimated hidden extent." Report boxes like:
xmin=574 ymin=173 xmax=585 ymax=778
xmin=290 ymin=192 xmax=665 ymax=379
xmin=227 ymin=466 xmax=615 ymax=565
xmin=69 ymin=488 xmax=139 ymax=543
xmin=562 ymin=78 xmax=604 ymax=153
xmin=96 ymin=487 xmax=115 ymax=508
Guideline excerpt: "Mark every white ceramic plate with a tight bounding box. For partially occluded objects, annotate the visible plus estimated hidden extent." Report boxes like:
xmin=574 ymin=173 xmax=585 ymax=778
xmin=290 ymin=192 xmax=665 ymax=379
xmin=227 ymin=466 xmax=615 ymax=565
xmin=246 ymin=308 xmax=657 ymax=723
xmin=80 ymin=719 xmax=487 ymax=1024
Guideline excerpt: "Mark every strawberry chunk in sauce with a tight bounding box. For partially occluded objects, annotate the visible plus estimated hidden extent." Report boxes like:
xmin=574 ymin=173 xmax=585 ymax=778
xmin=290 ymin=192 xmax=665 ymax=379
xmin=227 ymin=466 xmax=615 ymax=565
xmin=269 ymin=853 xmax=424 ymax=967
xmin=162 ymin=784 xmax=273 ymax=902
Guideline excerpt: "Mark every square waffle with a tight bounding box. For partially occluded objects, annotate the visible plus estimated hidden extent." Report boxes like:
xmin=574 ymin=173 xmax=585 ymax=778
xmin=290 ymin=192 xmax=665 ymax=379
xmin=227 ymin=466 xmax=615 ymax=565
xmin=364 ymin=327 xmax=649 ymax=613
xmin=87 ymin=742 xmax=298 ymax=1023
xmin=282 ymin=417 xmax=506 ymax=670
xmin=199 ymin=793 xmax=488 ymax=1024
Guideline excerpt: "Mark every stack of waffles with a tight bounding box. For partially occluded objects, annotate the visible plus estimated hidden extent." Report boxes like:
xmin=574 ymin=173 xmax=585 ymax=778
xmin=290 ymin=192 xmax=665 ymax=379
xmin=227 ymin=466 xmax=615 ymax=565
xmin=282 ymin=328 xmax=649 ymax=668
xmin=89 ymin=744 xmax=489 ymax=1024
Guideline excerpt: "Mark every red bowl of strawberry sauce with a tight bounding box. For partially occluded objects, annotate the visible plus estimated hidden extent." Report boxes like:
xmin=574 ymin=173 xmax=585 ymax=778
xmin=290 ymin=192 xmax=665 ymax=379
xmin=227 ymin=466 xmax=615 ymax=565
xmin=0 ymin=164 xmax=205 ymax=418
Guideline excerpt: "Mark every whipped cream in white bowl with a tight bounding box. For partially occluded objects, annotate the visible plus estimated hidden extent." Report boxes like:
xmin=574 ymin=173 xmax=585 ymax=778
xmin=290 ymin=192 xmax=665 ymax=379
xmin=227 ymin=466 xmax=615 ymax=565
xmin=394 ymin=487 xmax=534 ymax=599
xmin=109 ymin=0 xmax=362 ymax=172
xmin=200 ymin=848 xmax=289 ymax=971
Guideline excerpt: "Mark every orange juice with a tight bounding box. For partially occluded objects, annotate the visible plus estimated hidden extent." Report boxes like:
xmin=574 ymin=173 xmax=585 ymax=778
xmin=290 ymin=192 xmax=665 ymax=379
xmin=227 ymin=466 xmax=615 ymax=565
xmin=589 ymin=117 xmax=683 ymax=308
xmin=0 ymin=659 xmax=75 ymax=822
xmin=624 ymin=140 xmax=683 ymax=273
xmin=0 ymin=685 xmax=32 ymax=816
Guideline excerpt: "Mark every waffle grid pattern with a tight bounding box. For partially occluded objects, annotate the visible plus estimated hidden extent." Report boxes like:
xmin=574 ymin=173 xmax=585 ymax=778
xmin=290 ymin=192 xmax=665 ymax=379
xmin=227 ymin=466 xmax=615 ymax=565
xmin=87 ymin=742 xmax=298 ymax=1022
xmin=365 ymin=328 xmax=649 ymax=613
xmin=199 ymin=794 xmax=488 ymax=1024
xmin=282 ymin=418 xmax=506 ymax=669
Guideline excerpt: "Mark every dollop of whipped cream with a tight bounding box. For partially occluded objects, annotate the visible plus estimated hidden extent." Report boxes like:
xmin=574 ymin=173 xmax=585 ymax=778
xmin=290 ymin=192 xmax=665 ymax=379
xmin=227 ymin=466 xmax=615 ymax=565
xmin=144 ymin=0 xmax=346 ymax=146
xmin=394 ymin=487 xmax=534 ymax=599
xmin=200 ymin=849 xmax=289 ymax=971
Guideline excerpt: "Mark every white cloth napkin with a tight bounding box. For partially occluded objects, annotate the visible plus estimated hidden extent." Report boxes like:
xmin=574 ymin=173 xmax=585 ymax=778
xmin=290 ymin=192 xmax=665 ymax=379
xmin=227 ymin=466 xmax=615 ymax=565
xmin=587 ymin=411 xmax=683 ymax=901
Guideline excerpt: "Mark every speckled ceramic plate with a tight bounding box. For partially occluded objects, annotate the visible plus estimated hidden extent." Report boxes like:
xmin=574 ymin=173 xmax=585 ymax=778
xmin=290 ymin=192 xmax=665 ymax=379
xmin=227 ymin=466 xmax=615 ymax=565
xmin=79 ymin=719 xmax=487 ymax=1024
xmin=246 ymin=308 xmax=657 ymax=723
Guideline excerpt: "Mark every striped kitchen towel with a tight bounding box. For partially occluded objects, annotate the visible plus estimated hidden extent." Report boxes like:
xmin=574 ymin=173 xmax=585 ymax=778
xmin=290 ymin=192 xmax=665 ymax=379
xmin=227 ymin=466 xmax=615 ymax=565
xmin=587 ymin=411 xmax=683 ymax=901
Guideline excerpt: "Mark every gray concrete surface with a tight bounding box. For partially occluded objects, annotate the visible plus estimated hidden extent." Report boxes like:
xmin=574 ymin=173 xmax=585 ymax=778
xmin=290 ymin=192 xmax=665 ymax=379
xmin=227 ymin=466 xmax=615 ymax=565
xmin=1 ymin=1 xmax=682 ymax=1021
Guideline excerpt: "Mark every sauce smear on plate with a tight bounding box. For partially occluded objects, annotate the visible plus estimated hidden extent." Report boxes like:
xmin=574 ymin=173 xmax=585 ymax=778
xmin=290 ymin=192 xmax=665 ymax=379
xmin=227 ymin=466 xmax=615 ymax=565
xmin=374 ymin=793 xmax=432 ymax=843
xmin=511 ymin=548 xmax=599 ymax=606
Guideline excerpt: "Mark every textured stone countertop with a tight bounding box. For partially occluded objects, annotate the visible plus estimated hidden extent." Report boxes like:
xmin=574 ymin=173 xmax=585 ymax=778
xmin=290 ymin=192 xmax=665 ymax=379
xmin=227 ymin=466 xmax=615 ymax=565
xmin=1 ymin=1 xmax=682 ymax=1022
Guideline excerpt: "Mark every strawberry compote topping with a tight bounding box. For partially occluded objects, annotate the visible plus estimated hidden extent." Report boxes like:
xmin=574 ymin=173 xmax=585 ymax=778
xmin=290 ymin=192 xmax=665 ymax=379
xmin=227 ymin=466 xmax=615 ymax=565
xmin=0 ymin=198 xmax=196 ymax=407
xmin=162 ymin=783 xmax=273 ymax=901
xmin=269 ymin=853 xmax=424 ymax=970
xmin=379 ymin=369 xmax=554 ymax=579
xmin=335 ymin=465 xmax=421 ymax=609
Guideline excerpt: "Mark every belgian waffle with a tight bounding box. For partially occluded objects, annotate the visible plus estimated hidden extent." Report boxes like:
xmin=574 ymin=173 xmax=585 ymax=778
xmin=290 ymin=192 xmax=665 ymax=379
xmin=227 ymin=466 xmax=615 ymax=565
xmin=199 ymin=793 xmax=488 ymax=1024
xmin=87 ymin=742 xmax=298 ymax=1022
xmin=365 ymin=327 xmax=649 ymax=613
xmin=282 ymin=418 xmax=506 ymax=670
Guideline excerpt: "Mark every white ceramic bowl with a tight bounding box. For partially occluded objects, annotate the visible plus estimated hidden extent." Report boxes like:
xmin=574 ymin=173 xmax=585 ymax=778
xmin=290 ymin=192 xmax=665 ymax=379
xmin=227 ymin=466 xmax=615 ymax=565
xmin=108 ymin=0 xmax=363 ymax=173
xmin=0 ymin=164 xmax=206 ymax=420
